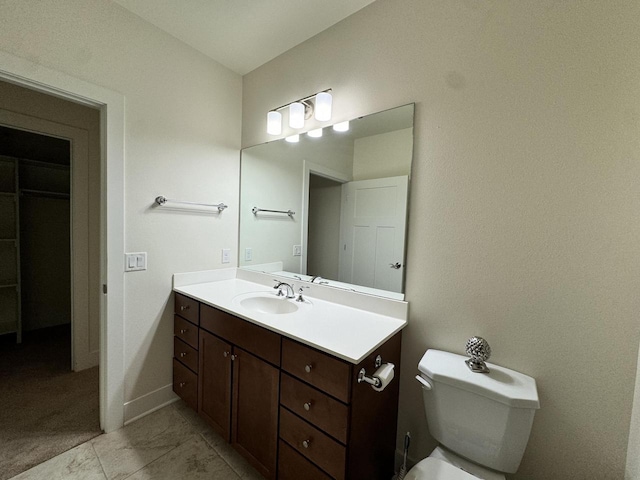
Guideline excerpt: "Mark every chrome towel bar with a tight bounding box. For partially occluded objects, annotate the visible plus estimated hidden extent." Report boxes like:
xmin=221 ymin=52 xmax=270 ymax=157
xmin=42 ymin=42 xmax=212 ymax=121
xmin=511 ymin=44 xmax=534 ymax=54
xmin=252 ymin=206 xmax=295 ymax=217
xmin=155 ymin=195 xmax=228 ymax=212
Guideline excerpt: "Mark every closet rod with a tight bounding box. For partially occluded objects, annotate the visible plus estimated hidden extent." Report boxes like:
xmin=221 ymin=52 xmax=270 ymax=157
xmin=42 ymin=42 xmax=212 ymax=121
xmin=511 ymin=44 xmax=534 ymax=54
xmin=20 ymin=189 xmax=70 ymax=199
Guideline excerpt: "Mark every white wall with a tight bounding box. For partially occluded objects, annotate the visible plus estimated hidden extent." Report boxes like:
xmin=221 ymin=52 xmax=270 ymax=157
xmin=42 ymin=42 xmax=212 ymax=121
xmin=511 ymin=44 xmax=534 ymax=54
xmin=242 ymin=1 xmax=640 ymax=478
xmin=0 ymin=0 xmax=242 ymax=410
xmin=353 ymin=127 xmax=413 ymax=181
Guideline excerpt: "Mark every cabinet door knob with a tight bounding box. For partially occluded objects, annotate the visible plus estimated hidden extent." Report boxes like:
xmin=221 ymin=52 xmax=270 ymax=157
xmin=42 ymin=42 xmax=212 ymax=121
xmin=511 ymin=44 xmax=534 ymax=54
xmin=179 ymin=382 xmax=186 ymax=387
xmin=304 ymin=364 xmax=313 ymax=373
xmin=180 ymin=329 xmax=187 ymax=334
xmin=231 ymin=354 xmax=238 ymax=361
xmin=302 ymin=439 xmax=311 ymax=449
xmin=223 ymin=351 xmax=229 ymax=358
xmin=180 ymin=305 xmax=190 ymax=311
xmin=180 ymin=352 xmax=187 ymax=357
xmin=303 ymin=402 xmax=312 ymax=411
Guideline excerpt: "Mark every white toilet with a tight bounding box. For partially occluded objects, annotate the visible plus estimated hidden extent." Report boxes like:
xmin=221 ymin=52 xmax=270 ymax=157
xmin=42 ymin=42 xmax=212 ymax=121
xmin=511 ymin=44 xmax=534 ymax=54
xmin=406 ymin=349 xmax=540 ymax=480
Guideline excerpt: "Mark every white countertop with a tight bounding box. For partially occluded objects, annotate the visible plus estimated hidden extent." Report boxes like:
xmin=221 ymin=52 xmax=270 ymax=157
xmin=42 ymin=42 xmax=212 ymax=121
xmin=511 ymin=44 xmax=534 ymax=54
xmin=173 ymin=270 xmax=408 ymax=364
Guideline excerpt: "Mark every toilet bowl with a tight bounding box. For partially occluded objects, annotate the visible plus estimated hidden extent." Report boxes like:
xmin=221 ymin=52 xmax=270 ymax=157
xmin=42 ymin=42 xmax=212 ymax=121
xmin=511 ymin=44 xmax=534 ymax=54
xmin=404 ymin=457 xmax=475 ymax=480
xmin=406 ymin=446 xmax=506 ymax=480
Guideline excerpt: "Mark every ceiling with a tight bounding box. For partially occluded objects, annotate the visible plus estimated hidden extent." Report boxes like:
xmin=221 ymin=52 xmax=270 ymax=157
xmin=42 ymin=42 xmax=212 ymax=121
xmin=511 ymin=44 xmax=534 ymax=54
xmin=111 ymin=0 xmax=375 ymax=75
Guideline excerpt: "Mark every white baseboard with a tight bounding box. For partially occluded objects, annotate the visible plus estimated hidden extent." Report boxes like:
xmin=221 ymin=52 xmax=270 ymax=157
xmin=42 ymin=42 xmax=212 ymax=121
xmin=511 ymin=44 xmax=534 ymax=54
xmin=123 ymin=383 xmax=179 ymax=425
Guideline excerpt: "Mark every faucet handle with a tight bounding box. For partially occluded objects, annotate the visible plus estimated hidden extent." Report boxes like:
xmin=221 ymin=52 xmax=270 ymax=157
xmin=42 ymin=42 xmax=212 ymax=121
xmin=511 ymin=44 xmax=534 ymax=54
xmin=296 ymin=286 xmax=309 ymax=302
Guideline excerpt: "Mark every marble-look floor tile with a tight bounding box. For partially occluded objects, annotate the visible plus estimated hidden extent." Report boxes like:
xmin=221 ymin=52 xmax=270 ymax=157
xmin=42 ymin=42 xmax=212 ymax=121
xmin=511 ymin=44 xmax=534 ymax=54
xmin=91 ymin=406 xmax=195 ymax=480
xmin=202 ymin=433 xmax=262 ymax=479
xmin=125 ymin=434 xmax=241 ymax=480
xmin=172 ymin=401 xmax=211 ymax=434
xmin=10 ymin=442 xmax=106 ymax=480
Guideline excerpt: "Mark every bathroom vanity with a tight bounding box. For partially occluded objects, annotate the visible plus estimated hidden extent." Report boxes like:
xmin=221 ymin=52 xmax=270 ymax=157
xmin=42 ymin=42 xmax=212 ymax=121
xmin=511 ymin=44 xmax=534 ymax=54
xmin=172 ymin=269 xmax=407 ymax=480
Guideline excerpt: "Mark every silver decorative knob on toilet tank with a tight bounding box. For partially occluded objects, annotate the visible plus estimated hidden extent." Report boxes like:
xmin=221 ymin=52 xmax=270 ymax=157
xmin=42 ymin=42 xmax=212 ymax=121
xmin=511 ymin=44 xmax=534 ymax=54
xmin=465 ymin=336 xmax=491 ymax=373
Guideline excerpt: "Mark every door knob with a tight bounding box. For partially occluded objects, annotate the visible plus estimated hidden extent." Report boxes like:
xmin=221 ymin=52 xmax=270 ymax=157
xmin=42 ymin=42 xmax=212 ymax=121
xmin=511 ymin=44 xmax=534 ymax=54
xmin=389 ymin=262 xmax=402 ymax=269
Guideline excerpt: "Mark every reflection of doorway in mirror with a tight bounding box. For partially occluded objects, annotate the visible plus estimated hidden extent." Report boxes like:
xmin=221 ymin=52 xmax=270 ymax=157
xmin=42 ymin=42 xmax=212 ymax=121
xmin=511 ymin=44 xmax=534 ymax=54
xmin=338 ymin=176 xmax=408 ymax=293
xmin=307 ymin=174 xmax=343 ymax=279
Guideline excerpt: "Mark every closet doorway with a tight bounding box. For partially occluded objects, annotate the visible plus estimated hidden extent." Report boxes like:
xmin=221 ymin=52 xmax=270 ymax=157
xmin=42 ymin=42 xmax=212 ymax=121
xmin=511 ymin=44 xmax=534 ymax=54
xmin=0 ymin=81 xmax=102 ymax=479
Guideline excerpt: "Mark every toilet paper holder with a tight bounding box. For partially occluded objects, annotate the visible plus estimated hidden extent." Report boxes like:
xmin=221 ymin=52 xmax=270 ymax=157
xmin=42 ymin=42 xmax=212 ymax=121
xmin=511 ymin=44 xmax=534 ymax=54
xmin=357 ymin=354 xmax=385 ymax=388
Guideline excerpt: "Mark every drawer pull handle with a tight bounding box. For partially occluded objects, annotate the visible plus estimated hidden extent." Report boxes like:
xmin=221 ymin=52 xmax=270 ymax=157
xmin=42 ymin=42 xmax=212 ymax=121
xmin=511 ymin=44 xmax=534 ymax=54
xmin=180 ymin=305 xmax=190 ymax=311
xmin=303 ymin=402 xmax=312 ymax=411
xmin=302 ymin=439 xmax=311 ymax=449
xmin=180 ymin=329 xmax=188 ymax=334
xmin=304 ymin=364 xmax=313 ymax=373
xmin=179 ymin=382 xmax=186 ymax=387
xmin=180 ymin=352 xmax=187 ymax=357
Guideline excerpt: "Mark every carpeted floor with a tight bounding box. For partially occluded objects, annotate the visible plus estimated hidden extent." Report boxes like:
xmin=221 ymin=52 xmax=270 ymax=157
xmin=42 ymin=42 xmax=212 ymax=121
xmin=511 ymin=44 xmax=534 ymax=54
xmin=0 ymin=324 xmax=101 ymax=480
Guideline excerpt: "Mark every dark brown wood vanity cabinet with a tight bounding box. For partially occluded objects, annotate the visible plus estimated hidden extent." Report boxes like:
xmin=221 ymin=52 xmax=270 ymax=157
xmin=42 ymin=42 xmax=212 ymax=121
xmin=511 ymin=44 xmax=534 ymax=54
xmin=278 ymin=335 xmax=402 ymax=480
xmin=172 ymin=292 xmax=402 ymax=480
xmin=199 ymin=303 xmax=281 ymax=480
xmin=172 ymin=293 xmax=200 ymax=410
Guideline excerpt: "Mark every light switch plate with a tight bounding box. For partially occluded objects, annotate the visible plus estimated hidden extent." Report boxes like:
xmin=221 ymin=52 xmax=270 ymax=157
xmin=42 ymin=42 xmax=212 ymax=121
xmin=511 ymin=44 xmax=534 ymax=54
xmin=222 ymin=248 xmax=231 ymax=264
xmin=293 ymin=245 xmax=302 ymax=256
xmin=125 ymin=252 xmax=147 ymax=272
xmin=245 ymin=248 xmax=252 ymax=261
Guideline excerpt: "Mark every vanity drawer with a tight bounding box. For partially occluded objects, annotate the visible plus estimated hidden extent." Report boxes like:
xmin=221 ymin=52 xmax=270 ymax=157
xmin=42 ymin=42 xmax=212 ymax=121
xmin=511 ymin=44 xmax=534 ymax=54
xmin=200 ymin=304 xmax=280 ymax=366
xmin=173 ymin=358 xmax=197 ymax=410
xmin=174 ymin=315 xmax=198 ymax=349
xmin=174 ymin=293 xmax=199 ymax=325
xmin=281 ymin=338 xmax=351 ymax=403
xmin=174 ymin=337 xmax=198 ymax=373
xmin=280 ymin=407 xmax=346 ymax=480
xmin=280 ymin=373 xmax=348 ymax=444
xmin=278 ymin=439 xmax=332 ymax=480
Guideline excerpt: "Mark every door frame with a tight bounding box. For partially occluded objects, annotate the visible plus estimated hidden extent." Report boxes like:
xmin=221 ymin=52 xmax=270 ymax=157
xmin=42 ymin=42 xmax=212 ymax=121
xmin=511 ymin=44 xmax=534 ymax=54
xmin=0 ymin=50 xmax=125 ymax=433
xmin=301 ymin=161 xmax=350 ymax=275
xmin=0 ymin=111 xmax=97 ymax=370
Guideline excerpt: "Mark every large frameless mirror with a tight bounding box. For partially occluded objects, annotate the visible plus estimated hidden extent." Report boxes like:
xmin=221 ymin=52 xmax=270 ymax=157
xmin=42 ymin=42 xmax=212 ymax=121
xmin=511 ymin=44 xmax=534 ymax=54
xmin=239 ymin=103 xmax=414 ymax=299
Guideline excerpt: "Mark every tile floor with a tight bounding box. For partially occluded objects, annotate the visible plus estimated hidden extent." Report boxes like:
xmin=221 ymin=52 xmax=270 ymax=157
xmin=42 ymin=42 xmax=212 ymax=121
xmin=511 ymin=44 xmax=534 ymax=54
xmin=9 ymin=401 xmax=263 ymax=480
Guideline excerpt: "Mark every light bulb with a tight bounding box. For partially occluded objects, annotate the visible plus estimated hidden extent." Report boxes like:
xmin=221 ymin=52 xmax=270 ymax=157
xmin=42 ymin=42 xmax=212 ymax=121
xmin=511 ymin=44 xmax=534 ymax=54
xmin=285 ymin=134 xmax=300 ymax=143
xmin=267 ymin=111 xmax=282 ymax=135
xmin=314 ymin=92 xmax=332 ymax=122
xmin=289 ymin=102 xmax=305 ymax=129
xmin=333 ymin=121 xmax=349 ymax=132
xmin=307 ymin=128 xmax=323 ymax=138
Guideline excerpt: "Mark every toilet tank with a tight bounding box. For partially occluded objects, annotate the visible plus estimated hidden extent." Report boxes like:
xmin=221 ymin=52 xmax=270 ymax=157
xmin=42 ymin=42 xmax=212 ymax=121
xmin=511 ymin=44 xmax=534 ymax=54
xmin=418 ymin=350 xmax=540 ymax=474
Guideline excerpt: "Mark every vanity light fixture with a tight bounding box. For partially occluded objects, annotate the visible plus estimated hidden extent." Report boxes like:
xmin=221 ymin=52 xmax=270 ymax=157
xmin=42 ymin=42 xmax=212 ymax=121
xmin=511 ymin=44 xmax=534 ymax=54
xmin=289 ymin=102 xmax=305 ymax=129
xmin=267 ymin=111 xmax=282 ymax=135
xmin=333 ymin=120 xmax=350 ymax=132
xmin=314 ymin=92 xmax=332 ymax=121
xmin=266 ymin=89 xmax=332 ymax=135
xmin=285 ymin=134 xmax=300 ymax=143
xmin=307 ymin=128 xmax=323 ymax=138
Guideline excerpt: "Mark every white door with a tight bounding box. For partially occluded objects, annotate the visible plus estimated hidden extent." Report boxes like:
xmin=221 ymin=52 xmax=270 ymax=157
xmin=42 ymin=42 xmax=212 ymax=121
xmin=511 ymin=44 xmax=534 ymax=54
xmin=338 ymin=175 xmax=408 ymax=293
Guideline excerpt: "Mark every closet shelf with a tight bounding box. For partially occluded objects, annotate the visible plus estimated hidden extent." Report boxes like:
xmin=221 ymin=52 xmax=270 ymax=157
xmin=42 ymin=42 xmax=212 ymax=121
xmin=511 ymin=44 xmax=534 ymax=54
xmin=0 ymin=284 xmax=18 ymax=289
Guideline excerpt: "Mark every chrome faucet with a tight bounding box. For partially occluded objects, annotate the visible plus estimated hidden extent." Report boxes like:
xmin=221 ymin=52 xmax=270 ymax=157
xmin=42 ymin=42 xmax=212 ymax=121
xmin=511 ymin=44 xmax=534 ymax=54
xmin=273 ymin=281 xmax=295 ymax=299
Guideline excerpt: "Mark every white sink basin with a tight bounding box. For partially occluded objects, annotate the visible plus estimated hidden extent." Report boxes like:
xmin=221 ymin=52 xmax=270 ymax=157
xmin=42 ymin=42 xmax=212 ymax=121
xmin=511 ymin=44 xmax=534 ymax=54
xmin=232 ymin=292 xmax=304 ymax=315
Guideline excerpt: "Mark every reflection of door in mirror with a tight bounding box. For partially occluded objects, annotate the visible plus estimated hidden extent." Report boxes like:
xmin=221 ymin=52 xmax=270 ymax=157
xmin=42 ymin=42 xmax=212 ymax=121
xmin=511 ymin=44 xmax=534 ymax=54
xmin=307 ymin=174 xmax=343 ymax=280
xmin=338 ymin=176 xmax=408 ymax=293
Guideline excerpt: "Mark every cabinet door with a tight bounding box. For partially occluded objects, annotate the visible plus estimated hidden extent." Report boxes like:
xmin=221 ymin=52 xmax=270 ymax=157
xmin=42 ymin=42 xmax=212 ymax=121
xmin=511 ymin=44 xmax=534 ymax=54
xmin=199 ymin=329 xmax=232 ymax=441
xmin=232 ymin=347 xmax=279 ymax=480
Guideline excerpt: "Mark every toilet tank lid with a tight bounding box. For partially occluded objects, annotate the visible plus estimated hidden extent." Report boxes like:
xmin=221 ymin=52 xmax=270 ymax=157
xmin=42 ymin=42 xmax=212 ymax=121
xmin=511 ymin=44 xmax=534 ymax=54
xmin=418 ymin=350 xmax=540 ymax=409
